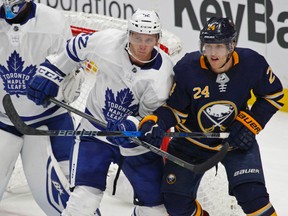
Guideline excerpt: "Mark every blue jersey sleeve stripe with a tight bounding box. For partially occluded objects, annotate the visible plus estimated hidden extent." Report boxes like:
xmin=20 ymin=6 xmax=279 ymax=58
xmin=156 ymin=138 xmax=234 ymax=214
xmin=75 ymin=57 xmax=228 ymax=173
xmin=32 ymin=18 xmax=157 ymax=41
xmin=66 ymin=37 xmax=81 ymax=62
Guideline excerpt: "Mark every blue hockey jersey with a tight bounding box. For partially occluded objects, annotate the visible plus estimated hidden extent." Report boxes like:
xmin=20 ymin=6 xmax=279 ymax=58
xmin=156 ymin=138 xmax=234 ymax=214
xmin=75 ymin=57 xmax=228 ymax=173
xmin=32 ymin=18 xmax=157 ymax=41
xmin=155 ymin=48 xmax=284 ymax=150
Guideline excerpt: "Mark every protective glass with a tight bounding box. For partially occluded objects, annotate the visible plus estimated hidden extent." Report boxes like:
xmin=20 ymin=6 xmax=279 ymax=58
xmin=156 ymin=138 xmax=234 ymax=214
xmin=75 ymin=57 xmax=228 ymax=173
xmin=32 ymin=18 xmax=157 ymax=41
xmin=2 ymin=0 xmax=27 ymax=19
xmin=202 ymin=43 xmax=229 ymax=56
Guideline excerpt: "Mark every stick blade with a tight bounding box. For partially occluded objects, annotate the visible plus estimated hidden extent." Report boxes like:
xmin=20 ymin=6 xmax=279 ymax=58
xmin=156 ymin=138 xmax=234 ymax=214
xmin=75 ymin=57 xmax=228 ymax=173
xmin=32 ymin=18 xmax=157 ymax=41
xmin=2 ymin=94 xmax=44 ymax=135
xmin=192 ymin=142 xmax=229 ymax=173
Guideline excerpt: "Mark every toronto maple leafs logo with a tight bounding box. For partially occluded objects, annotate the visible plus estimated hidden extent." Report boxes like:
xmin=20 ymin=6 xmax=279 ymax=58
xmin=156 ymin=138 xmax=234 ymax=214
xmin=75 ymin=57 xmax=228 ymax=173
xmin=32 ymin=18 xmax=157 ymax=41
xmin=0 ymin=51 xmax=36 ymax=97
xmin=103 ymin=88 xmax=139 ymax=122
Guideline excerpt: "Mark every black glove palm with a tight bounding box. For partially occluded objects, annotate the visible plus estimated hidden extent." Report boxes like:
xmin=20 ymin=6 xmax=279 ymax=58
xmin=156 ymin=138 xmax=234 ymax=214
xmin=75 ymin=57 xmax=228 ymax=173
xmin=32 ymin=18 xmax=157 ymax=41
xmin=226 ymin=121 xmax=256 ymax=150
xmin=226 ymin=111 xmax=263 ymax=151
xmin=139 ymin=119 xmax=165 ymax=148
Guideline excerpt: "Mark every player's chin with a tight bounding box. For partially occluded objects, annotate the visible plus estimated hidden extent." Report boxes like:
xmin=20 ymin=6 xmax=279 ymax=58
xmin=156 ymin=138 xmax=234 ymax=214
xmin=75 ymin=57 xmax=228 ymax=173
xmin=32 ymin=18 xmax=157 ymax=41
xmin=137 ymin=50 xmax=148 ymax=56
xmin=136 ymin=53 xmax=149 ymax=61
xmin=209 ymin=61 xmax=222 ymax=71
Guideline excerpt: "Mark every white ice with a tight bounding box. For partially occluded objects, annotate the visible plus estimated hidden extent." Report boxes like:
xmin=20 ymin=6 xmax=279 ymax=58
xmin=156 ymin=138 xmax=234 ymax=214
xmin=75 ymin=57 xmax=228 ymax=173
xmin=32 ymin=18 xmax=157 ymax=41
xmin=0 ymin=111 xmax=287 ymax=216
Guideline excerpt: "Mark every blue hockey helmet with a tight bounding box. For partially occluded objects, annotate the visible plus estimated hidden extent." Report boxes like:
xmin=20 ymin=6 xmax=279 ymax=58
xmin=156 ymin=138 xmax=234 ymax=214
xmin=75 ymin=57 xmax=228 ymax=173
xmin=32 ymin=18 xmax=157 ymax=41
xmin=2 ymin=0 xmax=30 ymax=19
xmin=200 ymin=17 xmax=237 ymax=44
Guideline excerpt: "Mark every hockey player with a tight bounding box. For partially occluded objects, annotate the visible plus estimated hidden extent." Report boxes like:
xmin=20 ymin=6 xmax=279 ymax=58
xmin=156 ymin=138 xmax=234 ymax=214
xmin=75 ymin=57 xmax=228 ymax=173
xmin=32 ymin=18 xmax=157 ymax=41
xmin=26 ymin=9 xmax=174 ymax=216
xmin=0 ymin=0 xmax=82 ymax=215
xmin=135 ymin=17 xmax=284 ymax=215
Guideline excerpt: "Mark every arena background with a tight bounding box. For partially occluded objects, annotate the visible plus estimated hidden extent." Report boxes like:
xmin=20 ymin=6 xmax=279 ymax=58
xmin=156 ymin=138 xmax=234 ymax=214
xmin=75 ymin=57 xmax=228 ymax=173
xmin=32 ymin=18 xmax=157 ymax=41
xmin=36 ymin=0 xmax=288 ymax=111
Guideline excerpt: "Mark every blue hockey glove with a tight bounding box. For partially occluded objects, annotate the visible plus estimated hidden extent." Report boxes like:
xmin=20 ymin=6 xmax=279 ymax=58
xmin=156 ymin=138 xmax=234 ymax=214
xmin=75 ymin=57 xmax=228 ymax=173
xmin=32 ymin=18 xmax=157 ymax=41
xmin=226 ymin=111 xmax=262 ymax=150
xmin=139 ymin=115 xmax=165 ymax=148
xmin=106 ymin=116 xmax=139 ymax=148
xmin=27 ymin=62 xmax=66 ymax=107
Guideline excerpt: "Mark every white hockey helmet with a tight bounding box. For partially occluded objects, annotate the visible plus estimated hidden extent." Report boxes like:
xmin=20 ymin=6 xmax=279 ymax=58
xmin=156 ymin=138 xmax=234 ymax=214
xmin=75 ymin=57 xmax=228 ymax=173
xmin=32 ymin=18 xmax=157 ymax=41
xmin=128 ymin=9 xmax=162 ymax=36
xmin=2 ymin=0 xmax=30 ymax=19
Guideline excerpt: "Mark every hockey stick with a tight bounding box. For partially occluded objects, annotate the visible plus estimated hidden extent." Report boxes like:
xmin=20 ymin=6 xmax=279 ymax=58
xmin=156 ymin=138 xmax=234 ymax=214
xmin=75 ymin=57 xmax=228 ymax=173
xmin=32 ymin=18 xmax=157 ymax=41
xmin=3 ymin=94 xmax=228 ymax=173
xmin=50 ymin=97 xmax=229 ymax=139
xmin=0 ymin=122 xmax=227 ymax=138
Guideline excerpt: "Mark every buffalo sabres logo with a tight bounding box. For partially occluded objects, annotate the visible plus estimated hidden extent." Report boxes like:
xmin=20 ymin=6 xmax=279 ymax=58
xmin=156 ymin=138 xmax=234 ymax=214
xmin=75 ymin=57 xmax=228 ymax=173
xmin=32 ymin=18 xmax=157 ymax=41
xmin=198 ymin=102 xmax=237 ymax=132
xmin=166 ymin=173 xmax=176 ymax=184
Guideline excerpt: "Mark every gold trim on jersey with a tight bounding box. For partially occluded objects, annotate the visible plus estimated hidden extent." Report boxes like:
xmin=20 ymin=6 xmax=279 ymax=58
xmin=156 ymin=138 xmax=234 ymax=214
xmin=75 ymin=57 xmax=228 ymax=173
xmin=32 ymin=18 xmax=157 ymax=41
xmin=263 ymin=90 xmax=284 ymax=110
xmin=263 ymin=91 xmax=284 ymax=99
xmin=162 ymin=104 xmax=188 ymax=125
xmin=266 ymin=66 xmax=275 ymax=84
xmin=139 ymin=115 xmax=158 ymax=128
xmin=265 ymin=98 xmax=284 ymax=110
xmin=247 ymin=202 xmax=275 ymax=216
xmin=194 ymin=199 xmax=205 ymax=216
xmin=169 ymin=82 xmax=177 ymax=96
xmin=232 ymin=51 xmax=240 ymax=65
xmin=200 ymin=55 xmax=208 ymax=69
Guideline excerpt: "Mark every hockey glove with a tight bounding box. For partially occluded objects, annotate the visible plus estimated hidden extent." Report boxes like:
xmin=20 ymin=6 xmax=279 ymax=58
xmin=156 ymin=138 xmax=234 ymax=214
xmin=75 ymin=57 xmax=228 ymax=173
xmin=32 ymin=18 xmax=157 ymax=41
xmin=226 ymin=111 xmax=262 ymax=150
xmin=139 ymin=115 xmax=165 ymax=148
xmin=106 ymin=116 xmax=139 ymax=148
xmin=62 ymin=67 xmax=85 ymax=103
xmin=27 ymin=62 xmax=66 ymax=107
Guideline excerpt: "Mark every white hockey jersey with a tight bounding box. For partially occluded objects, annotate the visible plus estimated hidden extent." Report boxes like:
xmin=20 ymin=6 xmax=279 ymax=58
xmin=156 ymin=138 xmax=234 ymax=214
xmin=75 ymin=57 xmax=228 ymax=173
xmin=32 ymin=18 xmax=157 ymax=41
xmin=50 ymin=28 xmax=174 ymax=140
xmin=0 ymin=3 xmax=72 ymax=125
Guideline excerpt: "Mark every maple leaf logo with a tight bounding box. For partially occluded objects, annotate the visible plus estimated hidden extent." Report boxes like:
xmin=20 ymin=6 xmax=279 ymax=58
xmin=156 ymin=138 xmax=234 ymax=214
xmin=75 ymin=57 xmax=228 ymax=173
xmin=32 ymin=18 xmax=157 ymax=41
xmin=103 ymin=88 xmax=139 ymax=122
xmin=0 ymin=51 xmax=36 ymax=97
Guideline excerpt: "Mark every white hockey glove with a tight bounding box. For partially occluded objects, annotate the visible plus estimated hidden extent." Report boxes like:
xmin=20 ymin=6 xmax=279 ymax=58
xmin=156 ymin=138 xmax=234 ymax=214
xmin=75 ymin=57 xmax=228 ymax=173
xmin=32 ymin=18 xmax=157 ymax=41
xmin=61 ymin=67 xmax=85 ymax=103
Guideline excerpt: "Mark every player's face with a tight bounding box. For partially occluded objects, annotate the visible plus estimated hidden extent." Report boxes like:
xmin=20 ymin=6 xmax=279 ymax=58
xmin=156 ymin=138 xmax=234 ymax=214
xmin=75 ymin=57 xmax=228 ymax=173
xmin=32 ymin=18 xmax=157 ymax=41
xmin=129 ymin=32 xmax=158 ymax=63
xmin=203 ymin=43 xmax=231 ymax=73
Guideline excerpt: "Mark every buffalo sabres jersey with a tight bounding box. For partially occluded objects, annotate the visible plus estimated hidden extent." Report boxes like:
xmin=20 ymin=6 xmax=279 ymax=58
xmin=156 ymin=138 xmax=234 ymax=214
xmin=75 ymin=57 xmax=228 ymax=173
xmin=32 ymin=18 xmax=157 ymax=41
xmin=155 ymin=48 xmax=283 ymax=150
xmin=51 ymin=28 xmax=174 ymax=142
xmin=0 ymin=2 xmax=72 ymax=125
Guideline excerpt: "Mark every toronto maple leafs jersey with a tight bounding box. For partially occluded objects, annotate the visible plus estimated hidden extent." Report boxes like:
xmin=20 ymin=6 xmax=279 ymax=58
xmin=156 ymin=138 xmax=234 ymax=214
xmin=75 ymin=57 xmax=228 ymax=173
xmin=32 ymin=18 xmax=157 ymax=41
xmin=155 ymin=48 xmax=284 ymax=150
xmin=49 ymin=28 xmax=174 ymax=142
xmin=0 ymin=2 xmax=72 ymax=125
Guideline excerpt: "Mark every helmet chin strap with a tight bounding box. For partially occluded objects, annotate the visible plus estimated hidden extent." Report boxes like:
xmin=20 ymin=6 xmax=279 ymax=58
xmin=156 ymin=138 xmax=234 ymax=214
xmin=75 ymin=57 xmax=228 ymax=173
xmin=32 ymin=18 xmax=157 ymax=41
xmin=219 ymin=50 xmax=234 ymax=69
xmin=125 ymin=42 xmax=160 ymax=64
